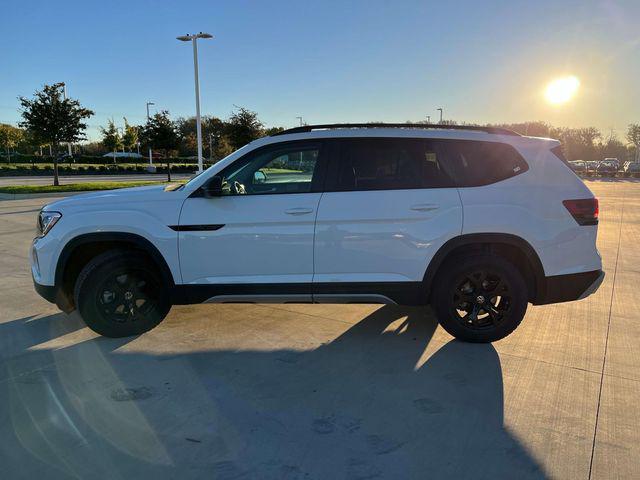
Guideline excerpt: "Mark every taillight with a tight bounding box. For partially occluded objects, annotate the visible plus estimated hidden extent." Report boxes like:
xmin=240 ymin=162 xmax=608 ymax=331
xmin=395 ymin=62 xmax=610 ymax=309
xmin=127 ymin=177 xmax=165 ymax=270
xmin=563 ymin=198 xmax=599 ymax=226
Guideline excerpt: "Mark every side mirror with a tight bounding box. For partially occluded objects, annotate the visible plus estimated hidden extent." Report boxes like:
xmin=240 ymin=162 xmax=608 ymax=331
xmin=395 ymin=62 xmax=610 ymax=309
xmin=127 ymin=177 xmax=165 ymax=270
xmin=202 ymin=176 xmax=223 ymax=198
xmin=253 ymin=170 xmax=267 ymax=183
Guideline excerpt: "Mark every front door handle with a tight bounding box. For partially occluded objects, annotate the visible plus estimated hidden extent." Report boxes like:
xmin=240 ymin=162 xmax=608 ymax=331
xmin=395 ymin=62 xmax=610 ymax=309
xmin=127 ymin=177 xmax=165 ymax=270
xmin=410 ymin=204 xmax=440 ymax=212
xmin=285 ymin=207 xmax=314 ymax=215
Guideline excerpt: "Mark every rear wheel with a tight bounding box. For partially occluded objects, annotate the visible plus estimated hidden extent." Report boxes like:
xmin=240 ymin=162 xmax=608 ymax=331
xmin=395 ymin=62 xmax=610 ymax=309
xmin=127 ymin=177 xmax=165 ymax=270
xmin=74 ymin=250 xmax=171 ymax=337
xmin=432 ymin=254 xmax=528 ymax=343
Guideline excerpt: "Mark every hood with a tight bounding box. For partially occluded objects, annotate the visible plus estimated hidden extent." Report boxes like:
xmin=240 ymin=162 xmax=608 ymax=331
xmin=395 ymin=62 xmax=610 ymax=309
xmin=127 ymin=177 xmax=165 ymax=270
xmin=43 ymin=184 xmax=183 ymax=212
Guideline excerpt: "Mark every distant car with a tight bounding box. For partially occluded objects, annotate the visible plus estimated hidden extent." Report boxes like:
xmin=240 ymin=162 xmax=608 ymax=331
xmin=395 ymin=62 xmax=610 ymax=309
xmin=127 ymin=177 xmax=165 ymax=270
xmin=603 ymin=157 xmax=619 ymax=169
xmin=583 ymin=161 xmax=599 ymax=175
xmin=596 ymin=161 xmax=618 ymax=175
xmin=568 ymin=160 xmax=587 ymax=173
xmin=623 ymin=162 xmax=640 ymax=176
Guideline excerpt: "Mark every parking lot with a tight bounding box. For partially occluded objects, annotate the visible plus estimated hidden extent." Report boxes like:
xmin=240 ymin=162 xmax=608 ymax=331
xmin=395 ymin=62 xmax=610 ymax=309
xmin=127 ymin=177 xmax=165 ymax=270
xmin=0 ymin=179 xmax=638 ymax=479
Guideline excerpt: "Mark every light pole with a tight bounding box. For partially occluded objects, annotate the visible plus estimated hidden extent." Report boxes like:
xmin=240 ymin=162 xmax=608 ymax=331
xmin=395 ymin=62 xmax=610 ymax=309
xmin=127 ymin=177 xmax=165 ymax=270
xmin=437 ymin=108 xmax=443 ymax=124
xmin=177 ymin=32 xmax=213 ymax=173
xmin=60 ymin=83 xmax=73 ymax=156
xmin=209 ymin=132 xmax=216 ymax=163
xmin=146 ymin=101 xmax=155 ymax=166
xmin=116 ymin=127 xmax=125 ymax=153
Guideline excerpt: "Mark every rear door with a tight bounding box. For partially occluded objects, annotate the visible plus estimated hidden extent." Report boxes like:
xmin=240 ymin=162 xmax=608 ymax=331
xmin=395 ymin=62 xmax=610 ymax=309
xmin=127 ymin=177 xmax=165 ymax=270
xmin=313 ymin=137 xmax=462 ymax=288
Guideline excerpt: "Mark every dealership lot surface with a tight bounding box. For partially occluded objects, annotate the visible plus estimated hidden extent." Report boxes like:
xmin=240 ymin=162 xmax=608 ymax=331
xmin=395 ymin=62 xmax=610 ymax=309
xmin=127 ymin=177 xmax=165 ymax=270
xmin=0 ymin=180 xmax=638 ymax=479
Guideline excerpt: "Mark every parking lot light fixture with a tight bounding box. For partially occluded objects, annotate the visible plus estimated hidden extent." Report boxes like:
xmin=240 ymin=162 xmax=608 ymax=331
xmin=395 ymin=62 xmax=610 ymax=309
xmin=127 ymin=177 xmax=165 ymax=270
xmin=177 ymin=32 xmax=213 ymax=173
xmin=146 ymin=101 xmax=155 ymax=165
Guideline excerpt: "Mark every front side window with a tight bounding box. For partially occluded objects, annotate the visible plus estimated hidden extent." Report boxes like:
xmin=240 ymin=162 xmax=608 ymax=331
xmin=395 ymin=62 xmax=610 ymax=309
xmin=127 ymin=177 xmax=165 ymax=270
xmin=219 ymin=143 xmax=321 ymax=195
xmin=332 ymin=138 xmax=454 ymax=191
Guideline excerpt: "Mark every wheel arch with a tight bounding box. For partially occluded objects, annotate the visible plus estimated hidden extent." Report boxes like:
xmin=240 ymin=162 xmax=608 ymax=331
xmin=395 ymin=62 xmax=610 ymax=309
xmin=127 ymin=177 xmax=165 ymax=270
xmin=424 ymin=233 xmax=545 ymax=303
xmin=54 ymin=232 xmax=176 ymax=312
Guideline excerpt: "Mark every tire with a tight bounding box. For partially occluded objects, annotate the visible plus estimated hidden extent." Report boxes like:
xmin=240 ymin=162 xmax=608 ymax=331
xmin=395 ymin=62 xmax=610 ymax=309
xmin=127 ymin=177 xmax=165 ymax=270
xmin=74 ymin=250 xmax=171 ymax=337
xmin=431 ymin=254 xmax=528 ymax=343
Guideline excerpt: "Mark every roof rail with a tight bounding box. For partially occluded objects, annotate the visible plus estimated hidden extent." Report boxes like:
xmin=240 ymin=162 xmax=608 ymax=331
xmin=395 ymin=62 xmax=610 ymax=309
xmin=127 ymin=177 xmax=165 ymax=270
xmin=271 ymin=123 xmax=520 ymax=137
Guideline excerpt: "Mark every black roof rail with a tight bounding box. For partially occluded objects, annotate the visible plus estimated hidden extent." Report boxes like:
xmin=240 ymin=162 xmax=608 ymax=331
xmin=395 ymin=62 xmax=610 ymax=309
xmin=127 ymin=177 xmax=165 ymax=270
xmin=271 ymin=123 xmax=520 ymax=137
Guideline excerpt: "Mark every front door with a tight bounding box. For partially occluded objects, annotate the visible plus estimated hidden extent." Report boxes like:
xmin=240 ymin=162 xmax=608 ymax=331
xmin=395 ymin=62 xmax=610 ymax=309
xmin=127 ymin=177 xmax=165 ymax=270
xmin=178 ymin=140 xmax=327 ymax=299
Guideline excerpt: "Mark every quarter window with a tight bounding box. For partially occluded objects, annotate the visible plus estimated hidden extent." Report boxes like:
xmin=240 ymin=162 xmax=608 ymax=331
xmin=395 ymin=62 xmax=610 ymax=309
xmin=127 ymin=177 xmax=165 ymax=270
xmin=440 ymin=140 xmax=528 ymax=187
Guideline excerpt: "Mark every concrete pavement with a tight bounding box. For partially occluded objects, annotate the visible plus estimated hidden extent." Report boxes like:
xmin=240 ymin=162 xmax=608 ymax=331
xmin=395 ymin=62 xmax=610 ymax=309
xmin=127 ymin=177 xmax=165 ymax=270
xmin=0 ymin=179 xmax=638 ymax=479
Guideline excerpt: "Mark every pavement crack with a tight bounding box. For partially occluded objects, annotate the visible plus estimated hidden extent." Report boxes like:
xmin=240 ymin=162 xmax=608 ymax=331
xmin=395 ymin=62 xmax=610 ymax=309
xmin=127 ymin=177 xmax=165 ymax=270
xmin=588 ymin=185 xmax=626 ymax=480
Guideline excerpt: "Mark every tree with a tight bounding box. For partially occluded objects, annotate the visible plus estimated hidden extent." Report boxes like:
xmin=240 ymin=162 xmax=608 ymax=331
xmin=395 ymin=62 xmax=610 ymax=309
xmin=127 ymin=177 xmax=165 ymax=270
xmin=263 ymin=126 xmax=285 ymax=136
xmin=19 ymin=83 xmax=93 ymax=185
xmin=210 ymin=134 xmax=234 ymax=162
xmin=176 ymin=115 xmax=230 ymax=159
xmin=597 ymin=134 xmax=629 ymax=163
xmin=122 ymin=118 xmax=139 ymax=153
xmin=225 ymin=107 xmax=263 ymax=149
xmin=627 ymin=124 xmax=640 ymax=162
xmin=100 ymin=119 xmax=122 ymax=163
xmin=142 ymin=111 xmax=180 ymax=181
xmin=0 ymin=124 xmax=23 ymax=163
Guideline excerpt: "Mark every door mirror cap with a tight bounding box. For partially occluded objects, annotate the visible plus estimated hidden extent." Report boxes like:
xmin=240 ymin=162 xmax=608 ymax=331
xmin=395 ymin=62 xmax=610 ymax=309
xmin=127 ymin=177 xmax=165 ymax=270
xmin=202 ymin=176 xmax=223 ymax=197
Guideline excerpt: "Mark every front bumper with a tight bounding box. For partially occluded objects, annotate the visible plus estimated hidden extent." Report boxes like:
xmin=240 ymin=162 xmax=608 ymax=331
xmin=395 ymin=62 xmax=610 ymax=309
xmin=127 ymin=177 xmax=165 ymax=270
xmin=33 ymin=274 xmax=74 ymax=312
xmin=534 ymin=269 xmax=605 ymax=305
xmin=33 ymin=278 xmax=57 ymax=304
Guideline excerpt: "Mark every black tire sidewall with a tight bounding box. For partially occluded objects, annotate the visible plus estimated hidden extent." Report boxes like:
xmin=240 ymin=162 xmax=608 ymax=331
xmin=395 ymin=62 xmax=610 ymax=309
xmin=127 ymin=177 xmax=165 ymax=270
xmin=432 ymin=254 xmax=528 ymax=343
xmin=75 ymin=252 xmax=171 ymax=337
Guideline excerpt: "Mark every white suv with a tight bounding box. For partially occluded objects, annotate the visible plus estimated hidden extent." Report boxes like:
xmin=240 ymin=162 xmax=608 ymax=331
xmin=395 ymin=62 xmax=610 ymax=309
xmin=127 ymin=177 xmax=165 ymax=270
xmin=31 ymin=124 xmax=604 ymax=342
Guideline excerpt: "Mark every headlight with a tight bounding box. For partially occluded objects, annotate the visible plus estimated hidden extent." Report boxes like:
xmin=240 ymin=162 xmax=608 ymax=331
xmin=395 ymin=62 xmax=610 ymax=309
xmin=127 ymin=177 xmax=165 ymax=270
xmin=36 ymin=210 xmax=62 ymax=237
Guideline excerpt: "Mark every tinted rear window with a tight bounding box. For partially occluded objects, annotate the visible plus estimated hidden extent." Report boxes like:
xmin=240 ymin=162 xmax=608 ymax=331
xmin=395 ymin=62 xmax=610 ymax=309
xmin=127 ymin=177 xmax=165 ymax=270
xmin=331 ymin=138 xmax=455 ymax=191
xmin=439 ymin=140 xmax=528 ymax=187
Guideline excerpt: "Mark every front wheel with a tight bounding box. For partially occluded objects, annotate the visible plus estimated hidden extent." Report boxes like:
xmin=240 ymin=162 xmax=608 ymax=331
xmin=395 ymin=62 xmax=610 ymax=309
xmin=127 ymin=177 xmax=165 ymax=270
xmin=74 ymin=250 xmax=171 ymax=337
xmin=431 ymin=254 xmax=528 ymax=343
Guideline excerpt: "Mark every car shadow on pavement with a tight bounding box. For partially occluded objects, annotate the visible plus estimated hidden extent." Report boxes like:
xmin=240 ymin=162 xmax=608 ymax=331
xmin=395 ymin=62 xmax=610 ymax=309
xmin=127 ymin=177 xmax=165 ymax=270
xmin=0 ymin=306 xmax=545 ymax=480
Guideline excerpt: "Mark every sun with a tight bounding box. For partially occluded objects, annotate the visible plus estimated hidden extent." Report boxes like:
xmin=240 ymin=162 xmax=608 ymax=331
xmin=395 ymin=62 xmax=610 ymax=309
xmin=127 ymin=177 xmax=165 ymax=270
xmin=545 ymin=76 xmax=580 ymax=105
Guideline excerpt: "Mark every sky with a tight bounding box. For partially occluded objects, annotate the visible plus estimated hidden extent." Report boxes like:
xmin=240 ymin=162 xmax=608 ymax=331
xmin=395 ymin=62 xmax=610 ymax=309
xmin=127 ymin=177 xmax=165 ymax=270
xmin=2 ymin=0 xmax=639 ymax=141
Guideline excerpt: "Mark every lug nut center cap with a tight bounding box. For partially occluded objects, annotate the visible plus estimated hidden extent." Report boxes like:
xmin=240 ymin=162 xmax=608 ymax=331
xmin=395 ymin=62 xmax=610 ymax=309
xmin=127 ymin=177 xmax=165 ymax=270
xmin=476 ymin=295 xmax=485 ymax=304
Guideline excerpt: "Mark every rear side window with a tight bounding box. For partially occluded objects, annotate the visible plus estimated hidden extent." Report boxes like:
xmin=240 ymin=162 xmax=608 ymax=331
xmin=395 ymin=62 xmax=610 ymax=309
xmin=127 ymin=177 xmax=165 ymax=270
xmin=331 ymin=138 xmax=455 ymax=191
xmin=440 ymin=140 xmax=528 ymax=187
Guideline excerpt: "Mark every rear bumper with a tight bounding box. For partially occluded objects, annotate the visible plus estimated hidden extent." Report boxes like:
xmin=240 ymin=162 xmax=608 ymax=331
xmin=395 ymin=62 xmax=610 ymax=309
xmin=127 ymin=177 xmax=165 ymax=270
xmin=534 ymin=269 xmax=604 ymax=305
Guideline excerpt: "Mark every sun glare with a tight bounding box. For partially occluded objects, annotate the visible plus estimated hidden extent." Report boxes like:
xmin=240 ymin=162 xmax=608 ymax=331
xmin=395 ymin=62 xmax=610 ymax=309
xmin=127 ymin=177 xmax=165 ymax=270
xmin=545 ymin=76 xmax=580 ymax=105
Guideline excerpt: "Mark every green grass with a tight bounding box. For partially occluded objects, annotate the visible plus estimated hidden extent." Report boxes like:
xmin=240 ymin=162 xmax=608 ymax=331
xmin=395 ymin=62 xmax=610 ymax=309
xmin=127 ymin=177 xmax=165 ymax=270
xmin=0 ymin=181 xmax=173 ymax=194
xmin=261 ymin=167 xmax=304 ymax=174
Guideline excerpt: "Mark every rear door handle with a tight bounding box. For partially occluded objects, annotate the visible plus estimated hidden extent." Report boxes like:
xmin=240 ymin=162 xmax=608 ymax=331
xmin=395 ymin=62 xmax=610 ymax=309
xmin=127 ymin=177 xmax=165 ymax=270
xmin=410 ymin=204 xmax=440 ymax=212
xmin=285 ymin=207 xmax=314 ymax=215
